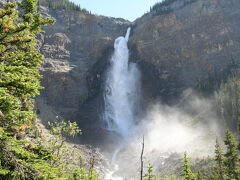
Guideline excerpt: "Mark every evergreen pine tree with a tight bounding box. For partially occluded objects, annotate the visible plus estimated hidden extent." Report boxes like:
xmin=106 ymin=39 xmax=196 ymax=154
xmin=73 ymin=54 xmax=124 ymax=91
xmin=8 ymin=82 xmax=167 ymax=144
xmin=224 ymin=130 xmax=239 ymax=180
xmin=181 ymin=152 xmax=196 ymax=180
xmin=0 ymin=0 xmax=54 ymax=132
xmin=214 ymin=139 xmax=225 ymax=180
xmin=143 ymin=163 xmax=156 ymax=180
xmin=209 ymin=172 xmax=219 ymax=180
xmin=0 ymin=1 xmax=98 ymax=179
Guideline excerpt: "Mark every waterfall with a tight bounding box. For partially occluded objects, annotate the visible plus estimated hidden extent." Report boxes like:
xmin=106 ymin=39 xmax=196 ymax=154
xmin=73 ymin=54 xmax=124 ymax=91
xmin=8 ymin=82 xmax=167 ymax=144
xmin=103 ymin=27 xmax=141 ymax=138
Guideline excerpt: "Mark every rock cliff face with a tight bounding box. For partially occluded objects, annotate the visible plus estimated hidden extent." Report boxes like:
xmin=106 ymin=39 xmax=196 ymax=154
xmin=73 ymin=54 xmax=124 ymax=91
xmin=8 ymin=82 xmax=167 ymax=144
xmin=130 ymin=0 xmax=240 ymax=103
xmin=37 ymin=0 xmax=240 ymax=139
xmin=36 ymin=6 xmax=131 ymax=134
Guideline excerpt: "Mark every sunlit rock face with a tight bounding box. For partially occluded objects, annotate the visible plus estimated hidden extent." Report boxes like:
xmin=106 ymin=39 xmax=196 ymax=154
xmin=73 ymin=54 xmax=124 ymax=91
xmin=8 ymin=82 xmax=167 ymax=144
xmin=36 ymin=4 xmax=131 ymax=134
xmin=130 ymin=0 xmax=240 ymax=103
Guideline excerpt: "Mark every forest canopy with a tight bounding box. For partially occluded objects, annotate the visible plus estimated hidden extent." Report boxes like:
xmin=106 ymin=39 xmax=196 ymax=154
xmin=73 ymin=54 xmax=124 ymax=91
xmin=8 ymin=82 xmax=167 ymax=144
xmin=39 ymin=0 xmax=89 ymax=13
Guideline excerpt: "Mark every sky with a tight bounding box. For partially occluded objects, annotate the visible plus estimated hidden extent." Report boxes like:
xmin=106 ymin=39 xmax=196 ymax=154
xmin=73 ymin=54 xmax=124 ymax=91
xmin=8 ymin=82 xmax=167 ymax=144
xmin=70 ymin=0 xmax=162 ymax=21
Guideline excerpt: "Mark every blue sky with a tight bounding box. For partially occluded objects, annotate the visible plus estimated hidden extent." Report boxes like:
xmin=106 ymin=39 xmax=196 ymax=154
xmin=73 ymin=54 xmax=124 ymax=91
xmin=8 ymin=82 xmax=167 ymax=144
xmin=70 ymin=0 xmax=162 ymax=21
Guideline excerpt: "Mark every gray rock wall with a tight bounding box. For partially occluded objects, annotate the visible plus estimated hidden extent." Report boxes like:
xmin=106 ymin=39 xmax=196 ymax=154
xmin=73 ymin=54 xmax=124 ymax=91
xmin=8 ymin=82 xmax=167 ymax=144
xmin=130 ymin=0 xmax=240 ymax=103
xmin=37 ymin=7 xmax=131 ymax=132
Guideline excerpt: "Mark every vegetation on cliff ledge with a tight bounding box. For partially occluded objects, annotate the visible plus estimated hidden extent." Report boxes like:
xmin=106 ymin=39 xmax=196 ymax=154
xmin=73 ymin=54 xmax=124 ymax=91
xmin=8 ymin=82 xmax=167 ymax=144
xmin=150 ymin=0 xmax=198 ymax=16
xmin=39 ymin=0 xmax=89 ymax=13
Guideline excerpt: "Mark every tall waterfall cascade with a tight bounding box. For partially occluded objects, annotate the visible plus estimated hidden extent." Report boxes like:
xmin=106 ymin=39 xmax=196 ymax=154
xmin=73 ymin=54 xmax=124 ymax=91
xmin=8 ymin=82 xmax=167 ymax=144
xmin=103 ymin=27 xmax=141 ymax=137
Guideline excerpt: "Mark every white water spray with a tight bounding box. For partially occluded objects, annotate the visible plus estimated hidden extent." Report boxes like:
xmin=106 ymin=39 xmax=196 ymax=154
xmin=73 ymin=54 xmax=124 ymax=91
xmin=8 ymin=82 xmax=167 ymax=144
xmin=101 ymin=28 xmax=221 ymax=180
xmin=103 ymin=27 xmax=141 ymax=138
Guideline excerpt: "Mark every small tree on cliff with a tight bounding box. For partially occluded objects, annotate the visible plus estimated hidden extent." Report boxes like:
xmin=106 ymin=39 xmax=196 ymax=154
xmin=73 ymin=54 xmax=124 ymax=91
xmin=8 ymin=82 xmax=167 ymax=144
xmin=48 ymin=120 xmax=81 ymax=156
xmin=181 ymin=152 xmax=196 ymax=180
xmin=143 ymin=163 xmax=156 ymax=180
xmin=224 ymin=130 xmax=239 ymax=180
xmin=213 ymin=139 xmax=225 ymax=180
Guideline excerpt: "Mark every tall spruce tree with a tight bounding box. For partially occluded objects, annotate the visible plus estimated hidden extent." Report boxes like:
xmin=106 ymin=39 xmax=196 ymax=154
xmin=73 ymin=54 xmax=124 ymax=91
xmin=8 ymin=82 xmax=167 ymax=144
xmin=0 ymin=1 xmax=64 ymax=179
xmin=0 ymin=1 xmax=100 ymax=180
xmin=0 ymin=0 xmax=54 ymax=132
xmin=181 ymin=152 xmax=196 ymax=180
xmin=224 ymin=130 xmax=239 ymax=180
xmin=213 ymin=139 xmax=225 ymax=180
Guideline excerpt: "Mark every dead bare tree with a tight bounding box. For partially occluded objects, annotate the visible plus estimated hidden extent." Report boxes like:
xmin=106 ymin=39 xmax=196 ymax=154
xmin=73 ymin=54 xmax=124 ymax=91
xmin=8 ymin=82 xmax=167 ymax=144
xmin=89 ymin=150 xmax=96 ymax=179
xmin=140 ymin=135 xmax=144 ymax=180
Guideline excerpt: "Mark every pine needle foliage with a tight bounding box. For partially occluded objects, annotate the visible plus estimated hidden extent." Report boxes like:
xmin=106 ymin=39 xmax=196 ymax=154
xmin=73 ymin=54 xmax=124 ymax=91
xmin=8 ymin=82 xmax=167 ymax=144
xmin=181 ymin=152 xmax=196 ymax=180
xmin=214 ymin=139 xmax=225 ymax=180
xmin=144 ymin=163 xmax=156 ymax=180
xmin=0 ymin=0 xmax=54 ymax=132
xmin=224 ymin=130 xmax=239 ymax=180
xmin=215 ymin=70 xmax=240 ymax=130
xmin=150 ymin=0 xmax=198 ymax=16
xmin=39 ymin=0 xmax=89 ymax=13
xmin=0 ymin=1 xmax=99 ymax=179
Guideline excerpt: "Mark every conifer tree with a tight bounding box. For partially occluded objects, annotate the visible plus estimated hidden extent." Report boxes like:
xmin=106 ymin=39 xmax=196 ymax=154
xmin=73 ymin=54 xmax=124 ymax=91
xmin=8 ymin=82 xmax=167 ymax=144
xmin=213 ymin=139 xmax=225 ymax=180
xmin=181 ymin=152 xmax=196 ymax=180
xmin=0 ymin=0 xmax=54 ymax=132
xmin=143 ymin=163 xmax=156 ymax=180
xmin=224 ymin=130 xmax=239 ymax=180
xmin=196 ymin=171 xmax=203 ymax=180
xmin=209 ymin=172 xmax=219 ymax=180
xmin=0 ymin=1 xmax=98 ymax=179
